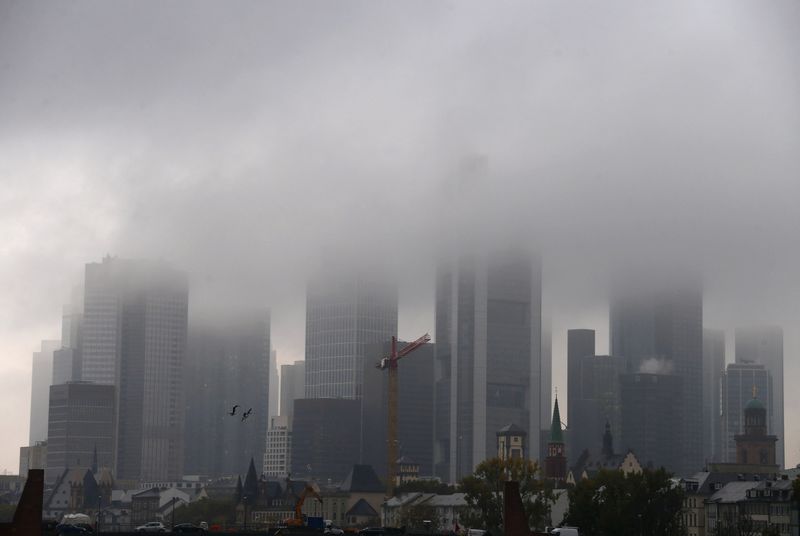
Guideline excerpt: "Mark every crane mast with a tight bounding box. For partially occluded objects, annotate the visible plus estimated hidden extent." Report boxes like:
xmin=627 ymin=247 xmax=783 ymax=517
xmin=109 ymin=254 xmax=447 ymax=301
xmin=376 ymin=333 xmax=431 ymax=498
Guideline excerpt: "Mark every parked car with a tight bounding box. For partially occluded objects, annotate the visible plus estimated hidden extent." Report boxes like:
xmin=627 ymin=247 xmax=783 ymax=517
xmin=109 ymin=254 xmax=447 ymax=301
xmin=55 ymin=524 xmax=92 ymax=535
xmin=550 ymin=528 xmax=580 ymax=536
xmin=324 ymin=521 xmax=344 ymax=536
xmin=173 ymin=523 xmax=207 ymax=533
xmin=135 ymin=521 xmax=168 ymax=532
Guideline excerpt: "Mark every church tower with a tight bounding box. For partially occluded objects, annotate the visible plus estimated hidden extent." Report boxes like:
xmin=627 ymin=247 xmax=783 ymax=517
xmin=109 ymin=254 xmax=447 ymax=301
xmin=735 ymin=389 xmax=778 ymax=467
xmin=545 ymin=397 xmax=567 ymax=483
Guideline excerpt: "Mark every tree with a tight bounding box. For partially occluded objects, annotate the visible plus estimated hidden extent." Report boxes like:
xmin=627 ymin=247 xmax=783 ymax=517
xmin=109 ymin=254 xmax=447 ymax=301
xmin=398 ymin=502 xmax=439 ymax=532
xmin=563 ymin=468 xmax=686 ymax=536
xmin=172 ymin=497 xmax=237 ymax=526
xmin=459 ymin=457 xmax=554 ymax=536
xmin=396 ymin=480 xmax=457 ymax=495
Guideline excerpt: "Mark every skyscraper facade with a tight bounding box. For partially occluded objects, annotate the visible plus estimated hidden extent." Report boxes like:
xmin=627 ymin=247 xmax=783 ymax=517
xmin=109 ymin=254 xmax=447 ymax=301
xmin=269 ymin=349 xmax=280 ymax=419
xmin=30 ymin=340 xmax=60 ymax=445
xmin=610 ymin=274 xmax=703 ymax=476
xmin=620 ymin=372 xmax=683 ymax=471
xmin=45 ymin=382 xmax=115 ymax=484
xmin=569 ymin=354 xmax=625 ymax=466
xmin=735 ymin=326 xmax=784 ymax=467
xmin=721 ymin=362 xmax=773 ymax=464
xmin=702 ymin=329 xmax=726 ymax=463
xmin=290 ymin=398 xmax=361 ymax=484
xmin=305 ymin=276 xmax=397 ymax=399
xmin=263 ymin=415 xmax=291 ymax=478
xmin=80 ymin=257 xmax=188 ymax=481
xmin=434 ymin=252 xmax=542 ymax=483
xmin=52 ymin=291 xmax=83 ymax=385
xmin=566 ymin=328 xmax=595 ymax=463
xmin=280 ymin=360 xmax=305 ymax=422
xmin=361 ymin=340 xmax=435 ymax=480
xmin=184 ymin=311 xmax=271 ymax=477
xmin=540 ymin=320 xmax=552 ymax=447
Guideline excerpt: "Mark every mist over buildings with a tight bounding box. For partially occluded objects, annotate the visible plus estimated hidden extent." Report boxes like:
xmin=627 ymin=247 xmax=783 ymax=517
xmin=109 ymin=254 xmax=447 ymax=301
xmin=1 ymin=1 xmax=799 ymax=472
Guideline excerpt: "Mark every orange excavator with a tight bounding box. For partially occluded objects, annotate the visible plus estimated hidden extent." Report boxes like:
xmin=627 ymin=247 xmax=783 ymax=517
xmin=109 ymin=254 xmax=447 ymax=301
xmin=283 ymin=481 xmax=323 ymax=527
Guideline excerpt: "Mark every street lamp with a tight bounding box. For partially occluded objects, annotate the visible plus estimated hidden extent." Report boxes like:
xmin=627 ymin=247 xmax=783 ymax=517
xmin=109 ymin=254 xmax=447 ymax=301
xmin=171 ymin=496 xmax=177 ymax=530
xmin=96 ymin=495 xmax=102 ymax=534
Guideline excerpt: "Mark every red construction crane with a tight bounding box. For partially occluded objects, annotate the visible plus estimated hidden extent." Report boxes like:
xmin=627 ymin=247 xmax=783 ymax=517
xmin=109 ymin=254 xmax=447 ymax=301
xmin=375 ymin=333 xmax=431 ymax=498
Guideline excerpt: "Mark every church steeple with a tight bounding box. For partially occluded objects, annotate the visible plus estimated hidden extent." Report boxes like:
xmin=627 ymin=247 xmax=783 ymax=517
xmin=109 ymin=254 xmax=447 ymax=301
xmin=545 ymin=395 xmax=567 ymax=485
xmin=550 ymin=397 xmax=564 ymax=444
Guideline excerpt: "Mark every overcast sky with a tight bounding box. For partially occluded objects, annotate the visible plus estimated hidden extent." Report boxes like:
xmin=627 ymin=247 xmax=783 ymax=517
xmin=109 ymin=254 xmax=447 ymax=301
xmin=1 ymin=1 xmax=798 ymax=473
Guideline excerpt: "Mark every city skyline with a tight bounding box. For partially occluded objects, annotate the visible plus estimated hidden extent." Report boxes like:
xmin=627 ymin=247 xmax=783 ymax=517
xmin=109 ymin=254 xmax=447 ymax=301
xmin=2 ymin=1 xmax=799 ymax=477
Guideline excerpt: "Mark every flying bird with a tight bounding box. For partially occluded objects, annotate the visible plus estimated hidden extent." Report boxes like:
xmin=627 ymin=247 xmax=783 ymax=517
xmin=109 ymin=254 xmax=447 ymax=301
xmin=228 ymin=405 xmax=240 ymax=416
xmin=241 ymin=408 xmax=253 ymax=422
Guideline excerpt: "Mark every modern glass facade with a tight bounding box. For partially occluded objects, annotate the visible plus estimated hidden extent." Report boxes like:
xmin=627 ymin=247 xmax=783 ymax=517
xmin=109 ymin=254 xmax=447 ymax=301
xmin=434 ymin=252 xmax=542 ymax=483
xmin=305 ymin=277 xmax=397 ymax=399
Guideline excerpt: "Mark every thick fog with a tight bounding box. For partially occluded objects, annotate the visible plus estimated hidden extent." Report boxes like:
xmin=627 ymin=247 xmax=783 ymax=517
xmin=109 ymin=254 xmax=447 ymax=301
xmin=1 ymin=1 xmax=798 ymax=472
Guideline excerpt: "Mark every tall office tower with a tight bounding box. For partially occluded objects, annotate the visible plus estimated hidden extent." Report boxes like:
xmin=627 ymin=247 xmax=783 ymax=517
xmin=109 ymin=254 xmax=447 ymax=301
xmin=735 ymin=326 xmax=784 ymax=467
xmin=184 ymin=311 xmax=271 ymax=477
xmin=568 ymin=354 xmax=625 ymax=466
xmin=80 ymin=257 xmax=188 ymax=481
xmin=703 ymin=329 xmax=726 ymax=463
xmin=269 ymin=349 xmax=280 ymax=418
xmin=45 ymin=382 xmax=115 ymax=484
xmin=52 ymin=290 xmax=84 ymax=384
xmin=361 ymin=340 xmax=435 ymax=480
xmin=610 ymin=273 xmax=703 ymax=476
xmin=434 ymin=252 xmax=542 ymax=483
xmin=721 ymin=362 xmax=773 ymax=463
xmin=263 ymin=415 xmax=291 ymax=478
xmin=290 ymin=398 xmax=361 ymax=484
xmin=304 ymin=275 xmax=397 ymax=399
xmin=280 ymin=360 xmax=305 ymax=422
xmin=620 ymin=372 xmax=683 ymax=471
xmin=540 ymin=320 xmax=552 ymax=445
xmin=567 ymin=329 xmax=595 ymax=463
xmin=29 ymin=340 xmax=60 ymax=444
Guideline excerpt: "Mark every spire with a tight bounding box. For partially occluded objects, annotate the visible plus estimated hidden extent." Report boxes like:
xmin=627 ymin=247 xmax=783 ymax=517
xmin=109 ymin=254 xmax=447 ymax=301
xmin=549 ymin=396 xmax=564 ymax=444
xmin=243 ymin=458 xmax=259 ymax=504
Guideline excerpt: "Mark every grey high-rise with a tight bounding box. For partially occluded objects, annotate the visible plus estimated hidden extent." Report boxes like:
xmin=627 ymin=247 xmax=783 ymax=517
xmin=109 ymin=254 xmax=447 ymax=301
xmin=568 ymin=352 xmax=625 ymax=466
xmin=45 ymin=382 xmax=115 ymax=484
xmin=735 ymin=326 xmax=783 ymax=467
xmin=305 ymin=275 xmax=397 ymax=399
xmin=184 ymin=311 xmax=271 ymax=477
xmin=80 ymin=257 xmax=188 ymax=481
xmin=721 ymin=362 xmax=773 ymax=464
xmin=30 ymin=340 xmax=60 ymax=445
xmin=434 ymin=252 xmax=542 ymax=483
xmin=280 ymin=360 xmax=305 ymax=422
xmin=361 ymin=340 xmax=435 ymax=479
xmin=52 ymin=290 xmax=83 ymax=385
xmin=620 ymin=372 xmax=682 ymax=471
xmin=702 ymin=329 xmax=726 ymax=463
xmin=610 ymin=273 xmax=703 ymax=476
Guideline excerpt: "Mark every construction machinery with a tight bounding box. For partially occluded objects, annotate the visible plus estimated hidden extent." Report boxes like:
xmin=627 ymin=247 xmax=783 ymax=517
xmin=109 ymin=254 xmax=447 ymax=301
xmin=375 ymin=333 xmax=431 ymax=497
xmin=284 ymin=481 xmax=323 ymax=527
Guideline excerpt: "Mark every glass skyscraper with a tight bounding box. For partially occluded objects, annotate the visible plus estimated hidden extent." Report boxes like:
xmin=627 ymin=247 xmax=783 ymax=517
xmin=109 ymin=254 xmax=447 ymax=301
xmin=304 ymin=275 xmax=397 ymax=399
xmin=433 ymin=252 xmax=542 ymax=483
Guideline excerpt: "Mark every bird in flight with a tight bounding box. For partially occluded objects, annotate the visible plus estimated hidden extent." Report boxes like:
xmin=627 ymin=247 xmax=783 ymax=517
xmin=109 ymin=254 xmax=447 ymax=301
xmin=228 ymin=405 xmax=240 ymax=416
xmin=241 ymin=408 xmax=253 ymax=422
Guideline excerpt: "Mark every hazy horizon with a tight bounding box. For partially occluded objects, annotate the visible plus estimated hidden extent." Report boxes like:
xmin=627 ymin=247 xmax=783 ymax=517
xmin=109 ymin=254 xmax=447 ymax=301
xmin=2 ymin=0 xmax=798 ymax=474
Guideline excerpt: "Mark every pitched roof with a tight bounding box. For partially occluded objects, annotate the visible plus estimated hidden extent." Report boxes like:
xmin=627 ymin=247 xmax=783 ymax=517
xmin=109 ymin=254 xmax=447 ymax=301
xmin=345 ymin=498 xmax=378 ymax=517
xmin=340 ymin=465 xmax=383 ymax=493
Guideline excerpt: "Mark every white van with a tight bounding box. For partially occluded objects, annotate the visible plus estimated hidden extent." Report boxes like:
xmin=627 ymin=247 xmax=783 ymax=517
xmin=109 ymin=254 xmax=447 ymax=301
xmin=550 ymin=528 xmax=580 ymax=536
